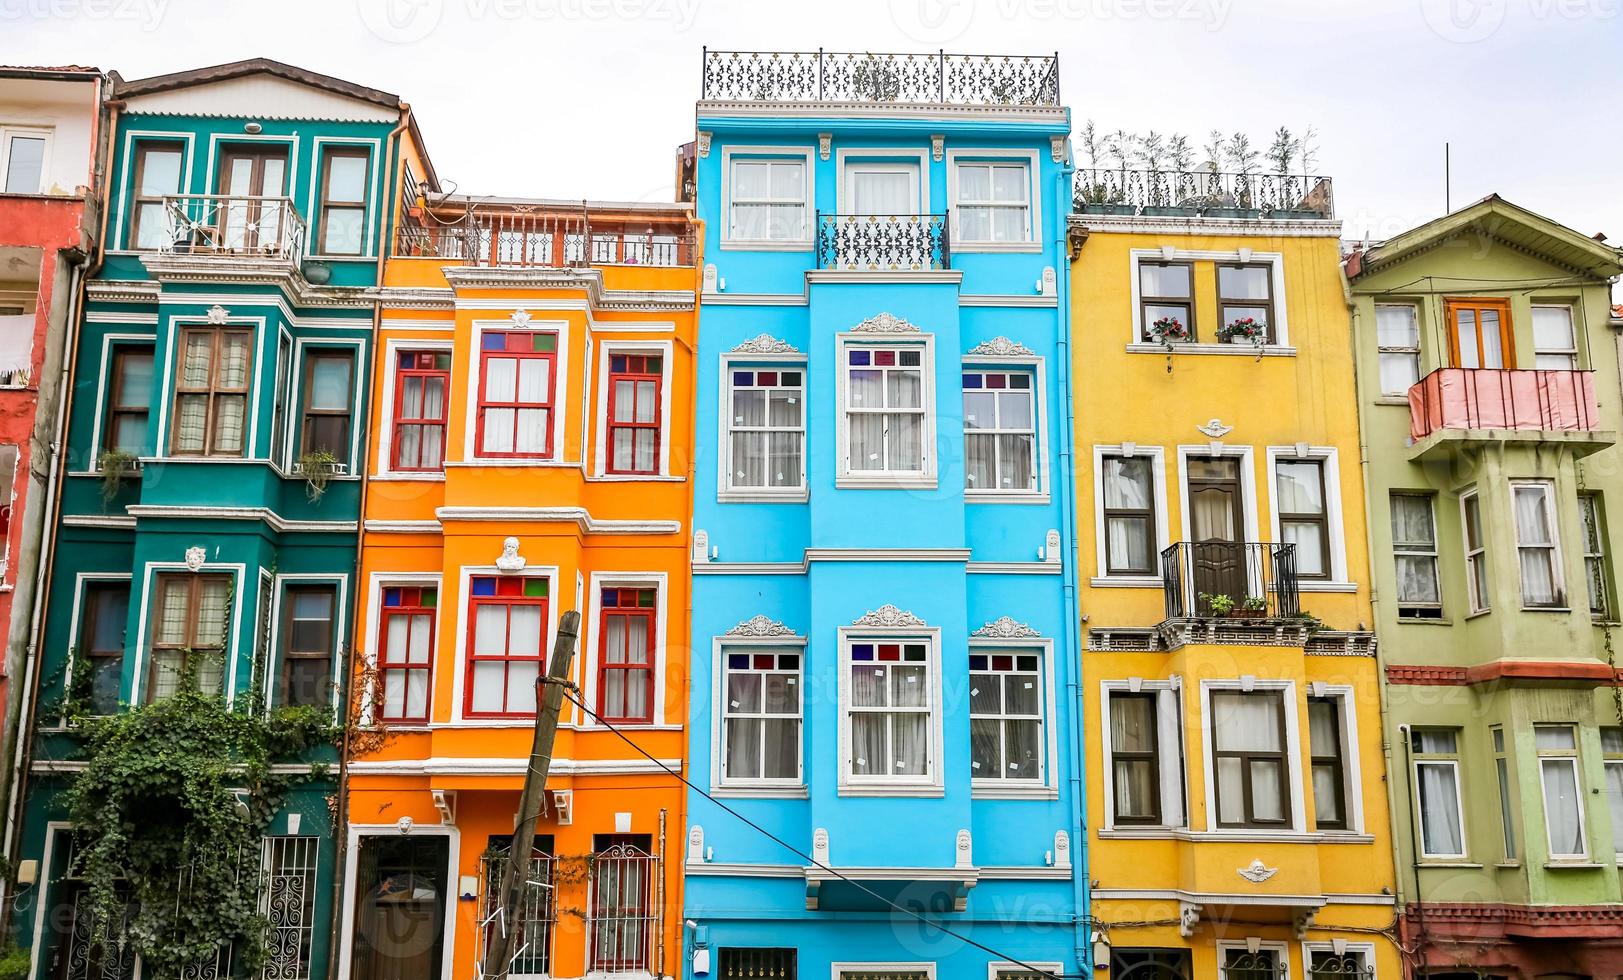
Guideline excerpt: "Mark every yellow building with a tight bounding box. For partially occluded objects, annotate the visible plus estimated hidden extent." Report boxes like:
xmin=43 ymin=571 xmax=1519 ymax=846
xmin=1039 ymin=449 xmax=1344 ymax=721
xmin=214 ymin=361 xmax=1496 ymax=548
xmin=1069 ymin=171 xmax=1400 ymax=979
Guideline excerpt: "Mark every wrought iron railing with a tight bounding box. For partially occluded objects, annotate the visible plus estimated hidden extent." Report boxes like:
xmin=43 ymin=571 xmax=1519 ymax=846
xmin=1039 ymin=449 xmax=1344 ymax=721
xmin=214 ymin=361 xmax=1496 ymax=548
xmin=586 ymin=844 xmax=659 ymax=975
xmin=816 ymin=212 xmax=949 ymax=270
xmin=394 ymin=213 xmax=695 ymax=268
xmin=1407 ymin=367 xmax=1600 ymax=441
xmin=1074 ymin=169 xmax=1334 ymax=219
xmin=701 ymin=49 xmax=1061 ymax=106
xmin=1161 ymin=541 xmax=1299 ymax=620
xmin=160 ymin=194 xmax=308 ymax=261
xmin=479 ymin=848 xmax=556 ymax=978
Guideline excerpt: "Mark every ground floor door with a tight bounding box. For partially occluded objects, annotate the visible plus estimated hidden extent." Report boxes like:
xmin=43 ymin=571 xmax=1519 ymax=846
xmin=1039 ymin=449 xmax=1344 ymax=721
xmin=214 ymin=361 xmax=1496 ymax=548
xmin=350 ymin=835 xmax=449 ymax=980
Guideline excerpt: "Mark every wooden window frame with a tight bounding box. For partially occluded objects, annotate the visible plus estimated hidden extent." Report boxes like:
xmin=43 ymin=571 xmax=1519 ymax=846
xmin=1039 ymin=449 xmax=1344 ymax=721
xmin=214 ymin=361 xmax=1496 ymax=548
xmin=317 ymin=146 xmax=371 ymax=256
xmin=464 ymin=577 xmax=548 ymax=720
xmin=215 ymin=145 xmax=290 ymax=252
xmin=1492 ymin=725 xmax=1517 ymax=860
xmin=391 ymin=350 xmax=450 ymax=472
xmin=299 ymin=349 xmax=354 ymax=460
xmin=1307 ymin=695 xmax=1348 ymax=830
xmin=1534 ymin=723 xmax=1588 ymax=859
xmin=170 ymin=326 xmax=253 ymax=457
xmin=1276 ymin=458 xmax=1331 ymax=581
xmin=1107 ymin=691 xmax=1161 ymax=825
xmin=277 ymin=584 xmax=336 ymax=709
xmin=378 ymin=588 xmax=436 ymax=725
xmin=1444 ymin=297 xmax=1515 ymax=369
xmin=148 ymin=572 xmax=231 ymax=702
xmin=1216 ymin=263 xmax=1276 ymax=343
xmin=1101 ymin=454 xmax=1158 ymax=576
xmin=104 ymin=345 xmax=154 ymax=457
xmin=605 ymin=355 xmax=663 ymax=476
xmin=80 ymin=582 xmax=129 ymax=715
xmin=1461 ymin=490 xmax=1490 ymax=614
xmin=476 ymin=330 xmax=557 ymax=459
xmin=597 ymin=588 xmax=656 ymax=725
xmin=130 ymin=141 xmax=183 ymax=250
xmin=1138 ymin=260 xmax=1195 ymax=342
xmin=1211 ymin=689 xmax=1290 ymax=829
xmin=1391 ymin=492 xmax=1443 ymax=619
xmin=1602 ymin=727 xmax=1623 ymax=860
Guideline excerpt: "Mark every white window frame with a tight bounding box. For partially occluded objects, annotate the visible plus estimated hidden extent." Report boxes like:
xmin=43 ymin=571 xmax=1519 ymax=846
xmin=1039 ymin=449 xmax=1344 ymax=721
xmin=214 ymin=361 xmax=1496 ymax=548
xmin=264 ymin=573 xmax=349 ymax=721
xmin=711 ymin=630 xmax=807 ymax=798
xmin=969 ymin=637 xmax=1058 ymax=799
xmin=1198 ymin=679 xmax=1306 ymax=835
xmin=1511 ymin=480 xmax=1566 ymax=609
xmin=461 ymin=316 xmax=573 ymax=468
xmin=1374 ymin=303 xmax=1422 ymax=397
xmin=1216 ymin=940 xmax=1288 ymax=980
xmin=1531 ymin=303 xmax=1579 ymax=370
xmin=946 ymin=149 xmax=1040 ymax=251
xmin=836 ymin=331 xmax=936 ymax=489
xmin=0 ymin=126 xmax=54 ymax=195
xmin=1098 ymin=678 xmax=1186 ymax=830
xmin=1266 ymin=446 xmax=1352 ymax=591
xmin=961 ymin=352 xmax=1048 ymax=503
xmin=1305 ymin=683 xmax=1365 ymax=834
xmin=129 ymin=559 xmax=248 ymax=707
xmin=834 ymin=147 xmax=929 ymax=215
xmin=832 ymin=963 xmax=935 ymax=980
xmin=836 ymin=623 xmax=944 ymax=797
xmin=1411 ymin=728 xmax=1468 ymax=860
xmin=1129 ymin=248 xmax=1291 ymax=351
xmin=579 ymin=570 xmax=669 ymax=728
xmin=1579 ymin=492 xmax=1610 ymax=620
xmin=1535 ymin=723 xmax=1588 ymax=861
xmin=592 ymin=339 xmax=675 ymax=480
xmin=986 ymin=963 xmax=1064 ymax=980
xmin=1461 ymin=488 xmax=1490 ymax=615
xmin=1301 ymin=941 xmax=1375 ymax=979
xmin=1091 ymin=444 xmax=1169 ymax=587
xmin=287 ymin=337 xmax=366 ymax=478
xmin=62 ymin=571 xmax=136 ymax=720
xmin=1176 ymin=443 xmax=1261 ymax=544
xmin=375 ymin=336 xmax=452 ymax=480
xmin=360 ymin=570 xmax=442 ymax=728
xmin=1602 ymin=728 xmax=1623 ymax=862
xmin=720 ymin=146 xmax=815 ymax=250
xmin=447 ymin=563 xmax=561 ymax=727
xmin=1390 ymin=492 xmax=1443 ymax=618
xmin=717 ymin=347 xmax=808 ymax=502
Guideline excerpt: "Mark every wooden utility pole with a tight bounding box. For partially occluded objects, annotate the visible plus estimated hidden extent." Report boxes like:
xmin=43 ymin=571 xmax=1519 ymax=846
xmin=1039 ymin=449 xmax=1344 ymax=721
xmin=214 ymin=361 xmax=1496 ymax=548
xmin=481 ymin=609 xmax=580 ymax=980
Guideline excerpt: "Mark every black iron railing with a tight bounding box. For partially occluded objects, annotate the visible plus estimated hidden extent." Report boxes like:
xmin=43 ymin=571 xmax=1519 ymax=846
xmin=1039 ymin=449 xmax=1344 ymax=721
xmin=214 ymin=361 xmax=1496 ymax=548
xmin=701 ymin=49 xmax=1060 ymax=106
xmin=1074 ymin=169 xmax=1334 ymax=219
xmin=1161 ymin=541 xmax=1299 ymax=620
xmin=816 ymin=212 xmax=949 ymax=271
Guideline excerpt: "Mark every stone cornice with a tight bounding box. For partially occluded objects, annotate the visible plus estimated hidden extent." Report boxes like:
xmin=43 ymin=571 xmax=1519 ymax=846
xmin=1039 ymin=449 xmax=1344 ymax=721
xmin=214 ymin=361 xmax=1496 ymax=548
xmin=137 ymin=253 xmax=374 ymax=308
xmin=1070 ymin=212 xmax=1343 ymax=239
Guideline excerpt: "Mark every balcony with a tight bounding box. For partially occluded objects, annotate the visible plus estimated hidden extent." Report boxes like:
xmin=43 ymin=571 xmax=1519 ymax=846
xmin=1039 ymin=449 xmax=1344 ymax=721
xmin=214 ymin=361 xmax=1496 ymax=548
xmin=1155 ymin=541 xmax=1310 ymax=648
xmin=700 ymin=49 xmax=1061 ymax=107
xmin=158 ymin=194 xmax=307 ymax=263
xmin=1074 ymin=168 xmax=1334 ymax=220
xmin=815 ymin=212 xmax=949 ymax=271
xmin=1406 ymin=367 xmax=1615 ymax=460
xmin=393 ymin=210 xmax=695 ymax=269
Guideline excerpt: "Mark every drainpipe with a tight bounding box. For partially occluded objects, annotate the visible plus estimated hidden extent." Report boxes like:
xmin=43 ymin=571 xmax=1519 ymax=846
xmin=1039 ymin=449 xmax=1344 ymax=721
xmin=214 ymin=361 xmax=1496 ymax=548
xmin=676 ymin=212 xmax=702 ymax=980
xmin=1398 ymin=725 xmax=1428 ymax=974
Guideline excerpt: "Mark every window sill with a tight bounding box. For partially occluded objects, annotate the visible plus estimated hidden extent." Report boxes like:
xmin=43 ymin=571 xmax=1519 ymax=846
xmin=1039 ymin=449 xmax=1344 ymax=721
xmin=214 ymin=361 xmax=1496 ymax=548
xmin=1126 ymin=342 xmax=1297 ymax=357
xmin=954 ymin=241 xmax=1043 ymax=253
xmin=304 ymin=252 xmax=376 ymax=262
xmin=1098 ymin=827 xmax=1374 ymax=844
xmin=971 ymin=783 xmax=1058 ymax=800
xmin=1495 ymin=860 xmax=1521 ymax=869
xmin=718 ymin=489 xmax=809 ymax=504
xmin=1465 ymin=608 xmax=1492 ymax=620
xmin=710 ymin=784 xmax=808 ymax=799
xmin=1298 ymin=580 xmax=1358 ymax=593
xmin=1520 ymin=605 xmax=1571 ymax=613
xmin=1089 ymin=575 xmax=1161 ymax=589
xmin=965 ymin=491 xmax=1050 ymax=505
xmin=370 ymin=472 xmax=446 ymax=482
xmin=719 ymin=240 xmax=813 ymax=252
xmin=446 ymin=459 xmax=577 ymax=468
xmin=588 ymin=473 xmax=686 ymax=483
xmin=836 ymin=474 xmax=937 ymax=491
xmin=1545 ymin=860 xmax=1607 ymax=870
xmin=1417 ymin=860 xmax=1481 ymax=868
xmin=837 ymin=783 xmax=944 ymax=798
xmin=1397 ymin=615 xmax=1452 ymax=625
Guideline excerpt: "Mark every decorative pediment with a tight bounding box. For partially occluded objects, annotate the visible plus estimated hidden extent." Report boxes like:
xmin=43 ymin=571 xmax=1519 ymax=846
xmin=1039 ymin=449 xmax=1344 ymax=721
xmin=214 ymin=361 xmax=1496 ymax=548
xmin=851 ymin=312 xmax=921 ymax=335
xmin=851 ymin=604 xmax=927 ymax=628
xmin=725 ymin=615 xmax=797 ymax=637
xmin=205 ymin=304 xmax=231 ymax=324
xmin=510 ymin=309 xmax=533 ymax=326
xmin=967 ymin=336 xmax=1035 ymax=357
xmin=971 ymin=616 xmax=1040 ymax=638
xmin=732 ymin=334 xmax=800 ymax=354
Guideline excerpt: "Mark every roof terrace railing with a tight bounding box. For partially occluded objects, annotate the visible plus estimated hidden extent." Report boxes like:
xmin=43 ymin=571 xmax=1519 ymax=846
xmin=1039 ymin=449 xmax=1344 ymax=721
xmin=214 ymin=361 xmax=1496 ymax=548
xmin=700 ymin=49 xmax=1061 ymax=107
xmin=1074 ymin=168 xmax=1335 ymax=220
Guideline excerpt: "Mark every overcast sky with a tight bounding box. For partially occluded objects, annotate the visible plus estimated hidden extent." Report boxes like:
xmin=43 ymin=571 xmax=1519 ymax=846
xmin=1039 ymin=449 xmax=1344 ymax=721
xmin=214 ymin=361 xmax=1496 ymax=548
xmin=7 ymin=0 xmax=1622 ymax=254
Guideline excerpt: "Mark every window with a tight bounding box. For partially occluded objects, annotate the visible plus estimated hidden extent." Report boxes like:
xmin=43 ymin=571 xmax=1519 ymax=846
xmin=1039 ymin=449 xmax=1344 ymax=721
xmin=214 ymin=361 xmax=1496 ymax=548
xmin=720 ymin=647 xmax=801 ymax=784
xmin=1412 ymin=728 xmax=1466 ymax=858
xmin=481 ymin=836 xmax=556 ymax=979
xmin=1210 ymin=690 xmax=1289 ymax=828
xmin=217 ymin=146 xmax=288 ymax=250
xmin=299 ymin=350 xmax=354 ymax=458
xmin=1493 ymin=726 xmax=1517 ymax=860
xmin=148 ymin=572 xmax=230 ymax=701
xmin=466 ymin=575 xmax=547 ymax=718
xmin=1109 ymin=692 xmax=1161 ymax=824
xmin=1512 ymin=482 xmax=1564 ymax=608
xmin=477 ymin=330 xmax=556 ymax=457
xmin=104 ymin=346 xmax=154 ymax=457
xmin=79 ymin=583 xmax=129 ymax=714
xmin=1220 ymin=946 xmax=1283 ymax=980
xmin=1308 ymin=696 xmax=1348 ymax=830
xmin=1307 ymin=948 xmax=1371 ymax=979
xmin=606 ymin=354 xmax=662 ymax=475
xmin=598 ymin=587 xmax=655 ymax=724
xmin=845 ymin=637 xmax=933 ymax=783
xmin=1535 ymin=724 xmax=1586 ymax=859
xmin=954 ymin=160 xmax=1030 ymax=243
xmin=963 ymin=371 xmax=1034 ymax=493
xmin=1276 ymin=459 xmax=1330 ymax=580
xmin=278 ymin=585 xmax=336 ymax=709
xmin=1108 ymin=949 xmax=1190 ymax=980
xmin=1603 ymin=728 xmax=1623 ymax=860
xmin=718 ymin=949 xmax=796 ymax=980
xmin=969 ymin=648 xmax=1043 ymax=783
xmin=392 ymin=351 xmax=450 ymax=471
xmin=1391 ymin=493 xmax=1442 ymax=618
xmin=1462 ymin=490 xmax=1490 ymax=613
xmin=725 ymin=366 xmax=803 ymax=493
xmin=379 ymin=585 xmax=435 ymax=724
xmin=1101 ymin=455 xmax=1157 ymax=575
xmin=1 ymin=127 xmax=50 ymax=194
xmin=586 ymin=834 xmax=653 ymax=973
xmin=1532 ymin=305 xmax=1578 ymax=369
xmin=171 ymin=326 xmax=252 ymax=457
xmin=1139 ymin=261 xmax=1194 ymax=341
xmin=317 ymin=146 xmax=370 ymax=255
xmin=270 ymin=334 xmax=291 ymax=467
xmin=1376 ymin=304 xmax=1421 ymax=395
xmin=1445 ymin=297 xmax=1513 ymax=369
xmin=130 ymin=142 xmax=183 ymax=250
xmin=1580 ymin=493 xmax=1610 ymax=619
xmin=728 ymin=158 xmax=807 ymax=243
xmin=1217 ymin=264 xmax=1275 ymax=343
xmin=845 ymin=345 xmax=926 ymax=476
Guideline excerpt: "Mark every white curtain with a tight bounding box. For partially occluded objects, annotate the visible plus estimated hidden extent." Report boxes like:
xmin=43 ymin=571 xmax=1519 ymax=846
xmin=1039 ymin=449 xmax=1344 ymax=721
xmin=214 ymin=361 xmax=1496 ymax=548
xmin=1418 ymin=762 xmax=1463 ymax=855
xmin=1391 ymin=497 xmax=1440 ymax=603
xmin=731 ymin=432 xmax=764 ymax=487
xmin=1110 ymin=695 xmax=1156 ymax=817
xmin=1515 ymin=487 xmax=1558 ymax=605
xmin=1191 ymin=487 xmax=1235 ymax=541
xmin=1105 ymin=458 xmax=1152 ymax=571
xmin=892 ymin=712 xmax=928 ymax=775
xmin=1479 ymin=309 xmax=1504 ymax=368
xmin=767 ymin=432 xmax=800 ymax=488
xmin=726 ymin=716 xmax=762 ymax=778
xmin=1605 ymin=762 xmax=1623 ymax=847
xmin=1212 ymin=693 xmax=1280 ymax=752
xmin=849 ymin=170 xmax=912 ymax=215
xmin=1542 ymin=759 xmax=1584 ymax=855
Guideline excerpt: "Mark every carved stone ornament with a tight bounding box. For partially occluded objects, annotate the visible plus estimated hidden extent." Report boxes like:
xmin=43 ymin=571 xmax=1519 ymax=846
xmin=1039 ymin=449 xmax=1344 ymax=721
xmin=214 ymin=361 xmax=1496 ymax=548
xmin=1050 ymin=134 xmax=1067 ymax=164
xmin=696 ymin=131 xmax=711 ymax=158
xmin=851 ymin=604 xmax=927 ymax=628
xmin=971 ymin=616 xmax=1041 ymax=638
xmin=731 ymin=334 xmax=800 ymax=354
xmin=954 ymin=829 xmax=973 ymax=868
xmin=510 ymin=308 xmax=532 ymax=326
xmin=817 ymin=133 xmax=831 ymax=160
xmin=495 ymin=536 xmax=526 ymax=573
xmin=931 ymin=135 xmax=944 ymax=162
xmin=205 ymin=304 xmax=231 ymax=324
xmin=851 ymin=312 xmax=922 ymax=335
xmin=1197 ymin=418 xmax=1234 ymax=438
xmin=1237 ymin=859 xmax=1279 ymax=883
xmin=725 ymin=614 xmax=797 ymax=637
xmin=967 ymin=336 xmax=1035 ymax=357
xmin=184 ymin=546 xmax=207 ymax=571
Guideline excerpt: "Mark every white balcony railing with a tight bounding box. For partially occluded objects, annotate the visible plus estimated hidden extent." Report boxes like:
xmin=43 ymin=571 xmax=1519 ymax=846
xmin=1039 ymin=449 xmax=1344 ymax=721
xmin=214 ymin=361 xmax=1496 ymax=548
xmin=160 ymin=194 xmax=307 ymax=264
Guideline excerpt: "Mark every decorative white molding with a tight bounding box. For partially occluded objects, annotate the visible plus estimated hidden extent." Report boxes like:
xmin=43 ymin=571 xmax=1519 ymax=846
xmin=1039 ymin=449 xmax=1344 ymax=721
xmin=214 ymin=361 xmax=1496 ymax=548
xmin=550 ymin=789 xmax=573 ymax=825
xmin=851 ymin=604 xmax=927 ymax=628
xmin=851 ymin=311 xmax=921 ymax=335
xmin=1039 ymin=266 xmax=1056 ymax=297
xmin=1294 ymin=907 xmax=1317 ymax=940
xmin=1179 ymin=901 xmax=1202 ymax=937
xmin=966 ymin=336 xmax=1035 ymax=357
xmin=702 ymin=264 xmax=718 ymax=294
xmin=184 ymin=546 xmax=207 ymax=571
xmin=1053 ymin=830 xmax=1071 ymax=871
xmin=732 ymin=333 xmax=801 ymax=354
xmin=1050 ymin=134 xmax=1067 ymax=163
xmin=692 ymin=528 xmax=710 ymax=564
xmin=972 ymin=616 xmax=1040 ymax=638
xmin=1044 ymin=529 xmax=1062 ymax=564
xmin=931 ymin=134 xmax=944 ymax=162
xmin=1197 ymin=418 xmax=1234 ymax=438
xmin=431 ymin=789 xmax=456 ymax=825
xmin=817 ymin=132 xmax=832 ymax=160
xmin=955 ymin=829 xmax=973 ymax=869
xmin=697 ymin=131 xmax=711 ymax=157
xmin=1238 ymin=859 xmax=1279 ymax=883
xmin=494 ymin=536 xmax=526 ymax=573
xmin=688 ymin=825 xmax=705 ymax=862
xmin=205 ymin=303 xmax=230 ymax=324
xmin=725 ymin=614 xmax=797 ymax=637
xmin=812 ymin=827 xmax=830 ymax=866
xmin=509 ymin=308 xmax=532 ymax=326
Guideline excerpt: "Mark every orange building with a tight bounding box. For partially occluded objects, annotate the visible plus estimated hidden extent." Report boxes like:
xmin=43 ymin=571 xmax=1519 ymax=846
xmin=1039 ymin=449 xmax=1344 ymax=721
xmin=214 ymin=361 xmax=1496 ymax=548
xmin=342 ymin=195 xmax=698 ymax=980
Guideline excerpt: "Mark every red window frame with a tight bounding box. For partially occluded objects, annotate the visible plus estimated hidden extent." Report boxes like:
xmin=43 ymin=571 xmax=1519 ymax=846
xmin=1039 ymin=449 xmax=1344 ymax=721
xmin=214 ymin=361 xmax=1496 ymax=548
xmin=392 ymin=350 xmax=451 ymax=471
xmin=465 ymin=575 xmax=548 ymax=719
xmin=476 ymin=330 xmax=557 ymax=459
xmin=606 ymin=354 xmax=662 ymax=475
xmin=378 ymin=585 xmax=436 ymax=724
xmin=597 ymin=587 xmax=656 ymax=724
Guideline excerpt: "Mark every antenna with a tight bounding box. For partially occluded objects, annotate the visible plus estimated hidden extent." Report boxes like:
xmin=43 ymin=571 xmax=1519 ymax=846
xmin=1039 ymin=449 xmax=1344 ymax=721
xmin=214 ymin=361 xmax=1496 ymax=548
xmin=1444 ymin=142 xmax=1451 ymax=214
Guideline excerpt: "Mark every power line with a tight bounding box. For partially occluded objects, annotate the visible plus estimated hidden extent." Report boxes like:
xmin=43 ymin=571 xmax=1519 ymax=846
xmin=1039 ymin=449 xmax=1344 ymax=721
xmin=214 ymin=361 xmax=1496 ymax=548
xmin=556 ymin=687 xmax=1085 ymax=980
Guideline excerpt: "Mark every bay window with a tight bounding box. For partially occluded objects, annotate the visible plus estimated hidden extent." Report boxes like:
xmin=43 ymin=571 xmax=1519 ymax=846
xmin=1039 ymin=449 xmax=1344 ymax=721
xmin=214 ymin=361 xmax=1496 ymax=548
xmin=1391 ymin=493 xmax=1442 ymax=618
xmin=963 ymin=371 xmax=1035 ymax=494
xmin=299 ymin=350 xmax=354 ymax=458
xmin=720 ymin=646 xmax=801 ymax=784
xmin=598 ymin=587 xmax=655 ymax=724
xmin=606 ymin=354 xmax=662 ymax=475
xmin=1210 ymin=690 xmax=1289 ymax=828
xmin=466 ymin=575 xmax=546 ymax=718
xmin=1580 ymin=493 xmax=1610 ymax=619
xmin=278 ymin=585 xmax=336 ymax=708
xmin=1493 ymin=726 xmax=1517 ymax=859
xmin=1308 ymin=695 xmax=1348 ymax=830
xmin=1512 ymin=481 xmax=1563 ymax=608
xmin=379 ymin=585 xmax=435 ymax=724
xmin=969 ymin=648 xmax=1043 ymax=783
xmin=171 ymin=326 xmax=251 ymax=457
xmin=1535 ymin=724 xmax=1586 ymax=859
xmin=392 ymin=350 xmax=450 ymax=471
xmin=843 ymin=344 xmax=928 ymax=478
xmin=1412 ymin=728 xmax=1466 ymax=859
xmin=149 ymin=572 xmax=230 ymax=701
xmin=844 ymin=636 xmax=934 ymax=785
xmin=1603 ymin=728 xmax=1623 ymax=860
xmin=1462 ymin=490 xmax=1490 ymax=613
xmin=725 ymin=366 xmax=804 ymax=494
xmin=477 ymin=330 xmax=556 ymax=457
xmin=104 ymin=346 xmax=154 ymax=457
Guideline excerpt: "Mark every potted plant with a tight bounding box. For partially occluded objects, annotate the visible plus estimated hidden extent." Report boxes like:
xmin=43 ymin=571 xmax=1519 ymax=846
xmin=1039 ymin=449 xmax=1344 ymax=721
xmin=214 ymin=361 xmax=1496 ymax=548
xmin=297 ymin=449 xmax=340 ymax=503
xmin=1236 ymin=595 xmax=1269 ymax=618
xmin=1218 ymin=316 xmax=1269 ymax=360
xmin=1148 ymin=316 xmax=1192 ymax=373
xmin=97 ymin=449 xmax=138 ymax=504
xmin=1198 ymin=592 xmax=1236 ymax=617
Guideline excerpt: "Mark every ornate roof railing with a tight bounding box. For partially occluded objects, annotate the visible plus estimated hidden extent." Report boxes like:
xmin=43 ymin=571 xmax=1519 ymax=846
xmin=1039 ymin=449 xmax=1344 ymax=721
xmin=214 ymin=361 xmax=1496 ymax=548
xmin=1074 ymin=168 xmax=1335 ymax=219
xmin=700 ymin=49 xmax=1060 ymax=107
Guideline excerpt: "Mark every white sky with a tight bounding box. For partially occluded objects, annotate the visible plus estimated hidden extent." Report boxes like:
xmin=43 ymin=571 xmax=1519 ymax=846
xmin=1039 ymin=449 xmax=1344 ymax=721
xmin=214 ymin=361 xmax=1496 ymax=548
xmin=7 ymin=0 xmax=1623 ymax=259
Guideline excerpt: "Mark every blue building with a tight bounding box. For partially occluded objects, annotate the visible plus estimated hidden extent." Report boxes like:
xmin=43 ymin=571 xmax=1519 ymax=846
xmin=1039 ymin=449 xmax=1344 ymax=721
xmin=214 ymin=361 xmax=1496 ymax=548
xmin=682 ymin=50 xmax=1086 ymax=980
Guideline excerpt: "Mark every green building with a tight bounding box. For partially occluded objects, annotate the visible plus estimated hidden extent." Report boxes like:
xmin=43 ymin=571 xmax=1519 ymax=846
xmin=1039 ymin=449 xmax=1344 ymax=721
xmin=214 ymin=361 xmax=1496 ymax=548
xmin=1347 ymin=195 xmax=1623 ymax=978
xmin=8 ymin=59 xmax=433 ymax=980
